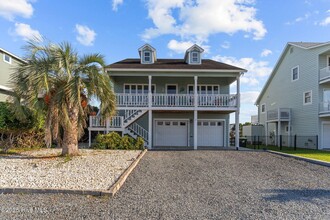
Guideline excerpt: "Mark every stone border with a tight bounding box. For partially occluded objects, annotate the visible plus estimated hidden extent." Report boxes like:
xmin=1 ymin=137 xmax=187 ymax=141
xmin=0 ymin=149 xmax=148 ymax=197
xmin=267 ymin=150 xmax=330 ymax=167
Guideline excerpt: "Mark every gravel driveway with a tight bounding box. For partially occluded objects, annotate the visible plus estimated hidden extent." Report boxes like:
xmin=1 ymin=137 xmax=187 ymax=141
xmin=0 ymin=151 xmax=330 ymax=219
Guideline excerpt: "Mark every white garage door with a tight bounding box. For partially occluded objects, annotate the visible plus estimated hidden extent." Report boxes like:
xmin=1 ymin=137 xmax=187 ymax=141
xmin=154 ymin=120 xmax=188 ymax=146
xmin=198 ymin=120 xmax=224 ymax=147
xmin=322 ymin=124 xmax=330 ymax=148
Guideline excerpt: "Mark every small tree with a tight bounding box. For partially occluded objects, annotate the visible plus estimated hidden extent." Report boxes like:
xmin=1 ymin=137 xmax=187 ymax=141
xmin=11 ymin=41 xmax=116 ymax=156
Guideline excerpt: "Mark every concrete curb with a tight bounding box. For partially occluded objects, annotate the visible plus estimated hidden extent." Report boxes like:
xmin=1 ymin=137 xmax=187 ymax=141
xmin=0 ymin=149 xmax=148 ymax=197
xmin=267 ymin=150 xmax=330 ymax=168
xmin=108 ymin=149 xmax=147 ymax=196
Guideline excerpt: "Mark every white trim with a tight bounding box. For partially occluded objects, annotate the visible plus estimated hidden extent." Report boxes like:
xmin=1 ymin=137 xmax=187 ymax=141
xmin=261 ymin=103 xmax=266 ymax=113
xmin=289 ymin=42 xmax=330 ymax=50
xmin=187 ymin=84 xmax=220 ymax=94
xmin=3 ymin=54 xmax=12 ymax=64
xmin=303 ymin=90 xmax=312 ymax=105
xmin=153 ymin=118 xmax=190 ymax=147
xmin=165 ymin=84 xmax=178 ymax=94
xmin=0 ymin=85 xmax=12 ymax=92
xmin=291 ymin=65 xmax=299 ymax=82
xmin=321 ymin=121 xmax=330 ymax=149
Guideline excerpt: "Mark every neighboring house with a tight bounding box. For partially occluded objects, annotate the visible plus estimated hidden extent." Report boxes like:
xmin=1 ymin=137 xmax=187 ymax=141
xmin=88 ymin=44 xmax=246 ymax=149
xmin=0 ymin=48 xmax=25 ymax=102
xmin=255 ymin=42 xmax=330 ymax=149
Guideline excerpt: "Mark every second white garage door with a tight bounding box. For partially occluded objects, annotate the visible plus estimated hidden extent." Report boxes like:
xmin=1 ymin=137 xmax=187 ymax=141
xmin=198 ymin=120 xmax=224 ymax=147
xmin=154 ymin=120 xmax=189 ymax=146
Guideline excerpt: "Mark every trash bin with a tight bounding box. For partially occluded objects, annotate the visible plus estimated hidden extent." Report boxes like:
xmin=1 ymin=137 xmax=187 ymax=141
xmin=239 ymin=137 xmax=247 ymax=147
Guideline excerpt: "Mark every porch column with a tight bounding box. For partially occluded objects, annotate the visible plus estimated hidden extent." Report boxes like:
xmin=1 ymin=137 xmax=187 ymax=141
xmin=148 ymin=75 xmax=152 ymax=149
xmin=277 ymin=108 xmax=281 ymax=147
xmin=235 ymin=76 xmax=240 ymax=150
xmin=194 ymin=76 xmax=198 ymax=150
xmin=265 ymin=122 xmax=268 ymax=146
xmin=88 ymin=130 xmax=91 ymax=147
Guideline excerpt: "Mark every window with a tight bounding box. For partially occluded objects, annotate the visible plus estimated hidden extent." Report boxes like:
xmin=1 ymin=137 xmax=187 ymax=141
xmin=187 ymin=84 xmax=220 ymax=94
xmin=192 ymin=52 xmax=199 ymax=63
xmin=285 ymin=126 xmax=291 ymax=133
xmin=327 ymin=55 xmax=330 ymax=67
xmin=3 ymin=54 xmax=11 ymax=64
xmin=303 ymin=90 xmax=312 ymax=105
xmin=292 ymin=66 xmax=299 ymax=81
xmin=261 ymin=104 xmax=266 ymax=113
xmin=124 ymin=84 xmax=155 ymax=94
xmin=143 ymin=51 xmax=151 ymax=63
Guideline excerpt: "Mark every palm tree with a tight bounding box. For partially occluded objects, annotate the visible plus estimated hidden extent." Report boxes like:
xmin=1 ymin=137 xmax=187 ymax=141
xmin=11 ymin=41 xmax=116 ymax=156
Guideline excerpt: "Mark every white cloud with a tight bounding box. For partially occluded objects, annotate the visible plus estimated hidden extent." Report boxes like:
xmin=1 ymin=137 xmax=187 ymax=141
xmin=212 ymin=55 xmax=272 ymax=87
xmin=167 ymin=39 xmax=210 ymax=54
xmin=240 ymin=91 xmax=260 ymax=104
xmin=75 ymin=24 xmax=96 ymax=46
xmin=260 ymin=49 xmax=272 ymax=57
xmin=142 ymin=0 xmax=266 ymax=42
xmin=13 ymin=22 xmax=42 ymax=41
xmin=221 ymin=41 xmax=231 ymax=49
xmin=0 ymin=0 xmax=34 ymax=20
xmin=319 ymin=10 xmax=330 ymax=26
xmin=112 ymin=0 xmax=123 ymax=11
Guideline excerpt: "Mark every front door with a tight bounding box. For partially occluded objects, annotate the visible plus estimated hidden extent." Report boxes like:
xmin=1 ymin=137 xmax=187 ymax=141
xmin=166 ymin=85 xmax=177 ymax=105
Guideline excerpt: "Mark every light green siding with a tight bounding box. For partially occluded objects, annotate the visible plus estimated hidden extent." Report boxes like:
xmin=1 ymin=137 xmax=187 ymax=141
xmin=258 ymin=44 xmax=330 ymax=138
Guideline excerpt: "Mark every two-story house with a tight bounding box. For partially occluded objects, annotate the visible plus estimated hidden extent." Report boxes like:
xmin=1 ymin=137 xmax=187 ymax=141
xmin=0 ymin=48 xmax=25 ymax=102
xmin=255 ymin=42 xmax=330 ymax=149
xmin=88 ymin=44 xmax=246 ymax=149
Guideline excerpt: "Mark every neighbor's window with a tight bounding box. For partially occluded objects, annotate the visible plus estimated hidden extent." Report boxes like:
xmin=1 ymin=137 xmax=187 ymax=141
xmin=261 ymin=104 xmax=266 ymax=113
xmin=292 ymin=66 xmax=299 ymax=81
xmin=303 ymin=90 xmax=312 ymax=105
xmin=3 ymin=54 xmax=11 ymax=64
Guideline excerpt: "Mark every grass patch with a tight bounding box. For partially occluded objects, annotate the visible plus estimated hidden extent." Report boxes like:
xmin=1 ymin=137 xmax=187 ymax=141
xmin=0 ymin=147 xmax=42 ymax=155
xmin=247 ymin=145 xmax=330 ymax=162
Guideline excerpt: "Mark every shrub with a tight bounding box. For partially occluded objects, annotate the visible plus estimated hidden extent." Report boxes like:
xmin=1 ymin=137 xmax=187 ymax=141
xmin=94 ymin=132 xmax=144 ymax=150
xmin=135 ymin=137 xmax=145 ymax=150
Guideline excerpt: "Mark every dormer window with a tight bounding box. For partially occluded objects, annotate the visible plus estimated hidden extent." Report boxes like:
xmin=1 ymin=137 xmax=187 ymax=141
xmin=3 ymin=54 xmax=11 ymax=64
xmin=144 ymin=51 xmax=151 ymax=63
xmin=138 ymin=44 xmax=157 ymax=64
xmin=185 ymin=44 xmax=204 ymax=65
xmin=191 ymin=52 xmax=199 ymax=63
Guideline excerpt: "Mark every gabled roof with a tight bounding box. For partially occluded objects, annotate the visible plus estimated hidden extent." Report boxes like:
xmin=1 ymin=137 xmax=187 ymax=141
xmin=138 ymin=43 xmax=157 ymax=61
xmin=184 ymin=44 xmax=204 ymax=61
xmin=0 ymin=47 xmax=26 ymax=63
xmin=106 ymin=58 xmax=246 ymax=72
xmin=255 ymin=42 xmax=330 ymax=105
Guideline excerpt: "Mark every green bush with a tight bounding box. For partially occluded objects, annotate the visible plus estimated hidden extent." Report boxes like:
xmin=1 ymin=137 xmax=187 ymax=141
xmin=94 ymin=132 xmax=145 ymax=150
xmin=135 ymin=137 xmax=145 ymax=150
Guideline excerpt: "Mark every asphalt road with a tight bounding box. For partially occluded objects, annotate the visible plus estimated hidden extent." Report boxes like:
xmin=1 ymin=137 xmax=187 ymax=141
xmin=0 ymin=150 xmax=329 ymax=219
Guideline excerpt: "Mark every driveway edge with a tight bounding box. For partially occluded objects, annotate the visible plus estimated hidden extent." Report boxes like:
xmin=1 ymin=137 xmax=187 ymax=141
xmin=267 ymin=150 xmax=330 ymax=167
xmin=0 ymin=149 xmax=148 ymax=196
xmin=108 ymin=149 xmax=147 ymax=196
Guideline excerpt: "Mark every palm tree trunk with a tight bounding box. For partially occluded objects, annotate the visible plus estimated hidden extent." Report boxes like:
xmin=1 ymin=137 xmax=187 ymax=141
xmin=62 ymin=107 xmax=80 ymax=156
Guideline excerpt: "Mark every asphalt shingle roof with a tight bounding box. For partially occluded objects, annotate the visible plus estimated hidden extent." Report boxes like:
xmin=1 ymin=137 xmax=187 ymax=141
xmin=106 ymin=59 xmax=246 ymax=71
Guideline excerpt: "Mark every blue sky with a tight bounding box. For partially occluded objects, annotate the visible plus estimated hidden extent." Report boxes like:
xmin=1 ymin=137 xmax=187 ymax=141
xmin=1 ymin=0 xmax=330 ymax=123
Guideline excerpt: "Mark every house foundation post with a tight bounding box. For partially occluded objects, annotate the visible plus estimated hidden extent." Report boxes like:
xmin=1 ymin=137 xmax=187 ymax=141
xmin=88 ymin=130 xmax=91 ymax=147
xmin=194 ymin=76 xmax=198 ymax=150
xmin=235 ymin=75 xmax=240 ymax=150
xmin=148 ymin=75 xmax=152 ymax=149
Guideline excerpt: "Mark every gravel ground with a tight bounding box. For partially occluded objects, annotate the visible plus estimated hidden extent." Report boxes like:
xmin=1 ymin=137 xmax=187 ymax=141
xmin=0 ymin=149 xmax=141 ymax=191
xmin=0 ymin=151 xmax=329 ymax=219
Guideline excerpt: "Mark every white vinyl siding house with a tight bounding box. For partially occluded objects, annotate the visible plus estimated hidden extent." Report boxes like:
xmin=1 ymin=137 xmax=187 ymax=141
xmin=89 ymin=44 xmax=246 ymax=149
xmin=256 ymin=42 xmax=330 ymax=149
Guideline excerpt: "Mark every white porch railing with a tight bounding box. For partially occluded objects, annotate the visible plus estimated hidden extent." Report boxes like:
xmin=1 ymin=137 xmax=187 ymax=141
xmin=320 ymin=66 xmax=330 ymax=81
xmin=267 ymin=108 xmax=291 ymax=121
xmin=320 ymin=101 xmax=330 ymax=113
xmin=198 ymin=94 xmax=237 ymax=107
xmin=116 ymin=93 xmax=238 ymax=108
xmin=89 ymin=116 xmax=123 ymax=128
xmin=152 ymin=94 xmax=194 ymax=107
xmin=116 ymin=93 xmax=148 ymax=107
xmin=128 ymin=123 xmax=149 ymax=142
